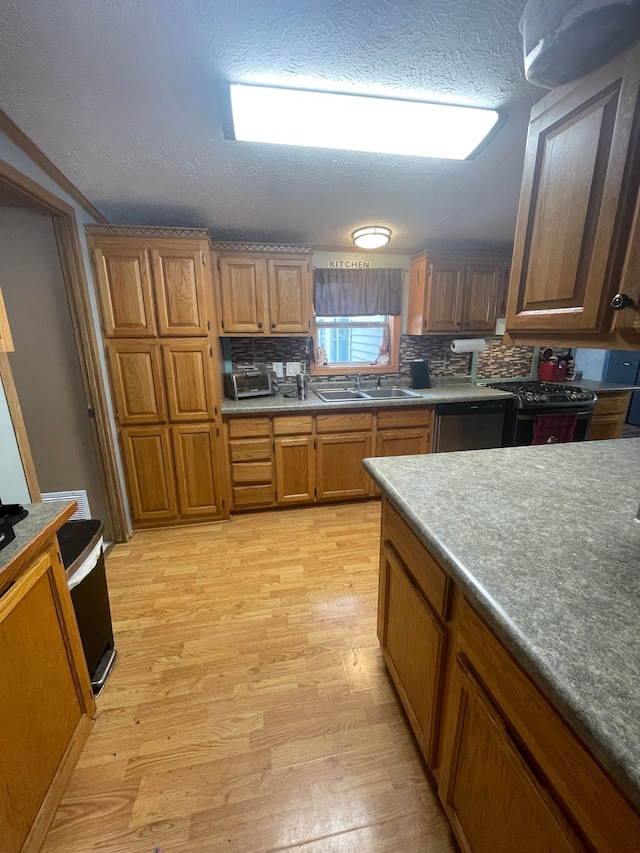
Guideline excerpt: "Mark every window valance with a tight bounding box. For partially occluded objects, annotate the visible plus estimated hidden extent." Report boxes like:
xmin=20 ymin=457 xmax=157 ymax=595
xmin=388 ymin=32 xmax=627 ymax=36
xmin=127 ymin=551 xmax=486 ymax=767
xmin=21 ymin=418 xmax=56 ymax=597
xmin=313 ymin=268 xmax=402 ymax=316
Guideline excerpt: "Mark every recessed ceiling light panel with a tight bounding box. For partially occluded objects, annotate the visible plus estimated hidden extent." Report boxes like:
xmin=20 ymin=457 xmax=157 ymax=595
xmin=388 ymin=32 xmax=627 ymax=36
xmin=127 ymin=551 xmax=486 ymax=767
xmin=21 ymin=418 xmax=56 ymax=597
xmin=229 ymin=84 xmax=500 ymax=160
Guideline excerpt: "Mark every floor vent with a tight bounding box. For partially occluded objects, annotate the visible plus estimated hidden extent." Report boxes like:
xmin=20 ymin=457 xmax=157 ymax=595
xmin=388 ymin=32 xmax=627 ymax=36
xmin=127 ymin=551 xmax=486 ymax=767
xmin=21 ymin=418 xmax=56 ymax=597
xmin=41 ymin=490 xmax=91 ymax=520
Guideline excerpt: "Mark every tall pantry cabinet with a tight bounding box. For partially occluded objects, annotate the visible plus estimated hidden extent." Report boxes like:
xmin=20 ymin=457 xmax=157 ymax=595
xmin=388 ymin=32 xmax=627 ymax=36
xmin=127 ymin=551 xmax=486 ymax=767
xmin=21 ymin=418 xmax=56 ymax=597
xmin=86 ymin=227 xmax=228 ymax=529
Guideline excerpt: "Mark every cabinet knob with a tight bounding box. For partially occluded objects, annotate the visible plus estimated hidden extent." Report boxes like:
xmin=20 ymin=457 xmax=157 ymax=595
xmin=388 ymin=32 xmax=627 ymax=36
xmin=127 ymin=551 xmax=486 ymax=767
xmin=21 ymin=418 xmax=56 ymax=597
xmin=258 ymin=321 xmax=263 ymax=328
xmin=456 ymin=321 xmax=462 ymax=328
xmin=610 ymin=293 xmax=636 ymax=311
xmin=271 ymin=322 xmax=277 ymax=329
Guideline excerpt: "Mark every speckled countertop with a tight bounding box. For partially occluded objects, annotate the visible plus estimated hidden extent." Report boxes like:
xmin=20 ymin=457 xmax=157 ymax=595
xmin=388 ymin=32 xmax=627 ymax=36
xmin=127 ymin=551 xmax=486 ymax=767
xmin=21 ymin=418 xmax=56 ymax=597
xmin=0 ymin=501 xmax=75 ymax=590
xmin=363 ymin=439 xmax=640 ymax=809
xmin=221 ymin=382 xmax=513 ymax=414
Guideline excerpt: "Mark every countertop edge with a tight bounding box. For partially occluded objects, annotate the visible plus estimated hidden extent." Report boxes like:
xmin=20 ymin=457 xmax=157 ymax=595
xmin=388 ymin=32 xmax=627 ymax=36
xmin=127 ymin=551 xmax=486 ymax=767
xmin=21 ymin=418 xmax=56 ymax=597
xmin=363 ymin=457 xmax=640 ymax=811
xmin=0 ymin=501 xmax=77 ymax=594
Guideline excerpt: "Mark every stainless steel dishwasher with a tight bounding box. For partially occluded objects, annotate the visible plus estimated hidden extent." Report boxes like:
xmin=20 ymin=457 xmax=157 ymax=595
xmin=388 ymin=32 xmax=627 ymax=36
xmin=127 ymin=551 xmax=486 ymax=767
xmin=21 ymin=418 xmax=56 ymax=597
xmin=433 ymin=399 xmax=509 ymax=452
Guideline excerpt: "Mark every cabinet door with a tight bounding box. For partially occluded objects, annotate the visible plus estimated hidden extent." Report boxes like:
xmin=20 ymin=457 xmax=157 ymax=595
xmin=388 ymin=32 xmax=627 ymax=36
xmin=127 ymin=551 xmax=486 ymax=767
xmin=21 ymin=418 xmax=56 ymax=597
xmin=92 ymin=244 xmax=156 ymax=337
xmin=462 ymin=264 xmax=501 ymax=332
xmin=506 ymin=46 xmax=640 ymax=336
xmin=106 ymin=340 xmax=167 ymax=425
xmin=274 ymin=436 xmax=315 ymax=504
xmin=162 ymin=340 xmax=216 ymax=422
xmin=0 ymin=547 xmax=94 ymax=853
xmin=218 ymin=257 xmax=267 ymax=333
xmin=172 ymin=424 xmax=222 ymax=518
xmin=266 ymin=258 xmax=311 ymax=334
xmin=375 ymin=427 xmax=430 ymax=457
xmin=120 ymin=426 xmax=178 ymax=526
xmin=379 ymin=545 xmax=447 ymax=768
xmin=426 ymin=261 xmax=464 ymax=332
xmin=406 ymin=255 xmax=429 ymax=335
xmin=439 ymin=655 xmax=586 ymax=853
xmin=316 ymin=433 xmax=373 ymax=500
xmin=151 ymin=246 xmax=209 ymax=336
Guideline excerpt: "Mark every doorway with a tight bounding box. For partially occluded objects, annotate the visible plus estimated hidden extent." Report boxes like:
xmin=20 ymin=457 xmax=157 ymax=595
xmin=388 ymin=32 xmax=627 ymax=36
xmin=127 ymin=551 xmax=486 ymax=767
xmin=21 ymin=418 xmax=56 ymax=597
xmin=0 ymin=159 xmax=128 ymax=541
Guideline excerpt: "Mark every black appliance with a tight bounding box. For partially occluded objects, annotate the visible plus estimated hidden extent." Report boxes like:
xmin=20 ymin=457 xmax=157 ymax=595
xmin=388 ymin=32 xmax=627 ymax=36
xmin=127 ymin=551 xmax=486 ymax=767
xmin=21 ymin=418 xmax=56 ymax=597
xmin=57 ymin=519 xmax=117 ymax=695
xmin=434 ymin=399 xmax=508 ymax=452
xmin=409 ymin=360 xmax=431 ymax=389
xmin=484 ymin=381 xmax=597 ymax=446
xmin=0 ymin=501 xmax=28 ymax=553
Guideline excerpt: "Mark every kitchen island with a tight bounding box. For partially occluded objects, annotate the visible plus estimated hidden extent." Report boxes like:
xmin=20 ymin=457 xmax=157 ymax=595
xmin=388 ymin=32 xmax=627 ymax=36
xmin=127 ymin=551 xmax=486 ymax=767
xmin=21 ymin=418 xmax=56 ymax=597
xmin=0 ymin=502 xmax=95 ymax=853
xmin=363 ymin=439 xmax=640 ymax=852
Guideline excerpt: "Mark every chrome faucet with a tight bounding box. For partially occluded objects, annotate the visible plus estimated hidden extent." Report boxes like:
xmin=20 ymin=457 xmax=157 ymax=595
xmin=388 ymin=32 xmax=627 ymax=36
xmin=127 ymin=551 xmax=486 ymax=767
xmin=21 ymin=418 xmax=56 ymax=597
xmin=349 ymin=375 xmax=361 ymax=389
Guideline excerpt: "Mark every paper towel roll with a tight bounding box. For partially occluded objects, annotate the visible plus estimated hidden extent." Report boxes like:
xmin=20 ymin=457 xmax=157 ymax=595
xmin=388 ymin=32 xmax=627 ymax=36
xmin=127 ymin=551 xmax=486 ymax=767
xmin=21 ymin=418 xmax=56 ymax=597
xmin=450 ymin=338 xmax=486 ymax=353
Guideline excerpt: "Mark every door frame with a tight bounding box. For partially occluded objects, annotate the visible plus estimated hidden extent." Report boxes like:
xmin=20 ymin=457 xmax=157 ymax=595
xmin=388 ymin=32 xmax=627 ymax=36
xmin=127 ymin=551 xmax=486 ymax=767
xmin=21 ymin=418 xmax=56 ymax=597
xmin=0 ymin=156 xmax=128 ymax=541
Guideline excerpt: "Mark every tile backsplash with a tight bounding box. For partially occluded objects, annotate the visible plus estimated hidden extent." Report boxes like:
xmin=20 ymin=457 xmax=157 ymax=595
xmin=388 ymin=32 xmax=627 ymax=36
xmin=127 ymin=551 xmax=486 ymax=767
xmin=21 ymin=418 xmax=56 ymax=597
xmin=227 ymin=335 xmax=536 ymax=382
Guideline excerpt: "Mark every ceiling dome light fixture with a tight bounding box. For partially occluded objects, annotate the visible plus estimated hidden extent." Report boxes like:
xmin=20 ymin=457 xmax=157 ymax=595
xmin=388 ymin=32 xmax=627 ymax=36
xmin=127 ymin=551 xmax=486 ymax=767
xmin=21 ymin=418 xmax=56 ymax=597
xmin=352 ymin=226 xmax=392 ymax=249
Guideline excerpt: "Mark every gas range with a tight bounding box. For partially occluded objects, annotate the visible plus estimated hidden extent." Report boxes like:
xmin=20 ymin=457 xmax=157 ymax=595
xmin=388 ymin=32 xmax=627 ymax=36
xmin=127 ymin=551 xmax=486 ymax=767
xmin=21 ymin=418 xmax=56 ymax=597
xmin=484 ymin=381 xmax=597 ymax=410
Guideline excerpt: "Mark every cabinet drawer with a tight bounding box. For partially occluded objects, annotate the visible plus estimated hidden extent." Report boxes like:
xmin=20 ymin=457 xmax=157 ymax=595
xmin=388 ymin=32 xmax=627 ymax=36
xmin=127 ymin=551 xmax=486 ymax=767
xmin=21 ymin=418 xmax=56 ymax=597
xmin=273 ymin=414 xmax=313 ymax=436
xmin=377 ymin=407 xmax=433 ymax=429
xmin=383 ymin=503 xmax=450 ymax=620
xmin=229 ymin=439 xmax=272 ymax=462
xmin=231 ymin=461 xmax=273 ymax=485
xmin=227 ymin=417 xmax=271 ymax=439
xmin=592 ymin=391 xmax=631 ymax=415
xmin=316 ymin=412 xmax=373 ymax=433
xmin=232 ymin=484 xmax=274 ymax=507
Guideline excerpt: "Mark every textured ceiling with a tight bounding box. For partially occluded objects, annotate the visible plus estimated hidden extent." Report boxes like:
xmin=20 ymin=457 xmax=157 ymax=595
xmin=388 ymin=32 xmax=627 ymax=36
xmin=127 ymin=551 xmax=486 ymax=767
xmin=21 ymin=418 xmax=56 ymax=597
xmin=0 ymin=0 xmax=541 ymax=253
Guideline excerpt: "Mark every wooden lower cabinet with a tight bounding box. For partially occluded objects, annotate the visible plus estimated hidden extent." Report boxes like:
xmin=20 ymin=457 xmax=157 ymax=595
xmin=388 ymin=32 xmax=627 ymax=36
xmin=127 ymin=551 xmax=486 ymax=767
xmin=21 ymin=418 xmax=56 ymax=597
xmin=172 ymin=424 xmax=223 ymax=518
xmin=439 ymin=654 xmax=585 ymax=853
xmin=121 ymin=426 xmax=178 ymax=526
xmin=316 ymin=432 xmax=373 ymax=500
xmin=588 ymin=390 xmax=631 ymax=440
xmin=0 ymin=544 xmax=95 ymax=853
xmin=274 ymin=436 xmax=315 ymax=504
xmin=378 ymin=544 xmax=447 ymax=768
xmin=225 ymin=407 xmax=435 ymax=511
xmin=379 ymin=498 xmax=640 ymax=853
xmin=121 ymin=424 xmax=225 ymax=526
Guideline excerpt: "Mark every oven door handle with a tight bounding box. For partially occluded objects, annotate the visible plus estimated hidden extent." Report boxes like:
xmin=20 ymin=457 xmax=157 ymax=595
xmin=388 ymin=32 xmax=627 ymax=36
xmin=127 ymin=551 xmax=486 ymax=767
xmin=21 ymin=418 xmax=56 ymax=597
xmin=516 ymin=409 xmax=593 ymax=421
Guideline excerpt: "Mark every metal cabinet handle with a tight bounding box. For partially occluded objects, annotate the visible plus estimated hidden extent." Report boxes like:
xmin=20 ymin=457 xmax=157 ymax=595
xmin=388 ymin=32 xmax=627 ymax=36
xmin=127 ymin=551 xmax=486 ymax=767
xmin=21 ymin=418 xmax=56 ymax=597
xmin=271 ymin=322 xmax=277 ymax=328
xmin=257 ymin=321 xmax=263 ymax=328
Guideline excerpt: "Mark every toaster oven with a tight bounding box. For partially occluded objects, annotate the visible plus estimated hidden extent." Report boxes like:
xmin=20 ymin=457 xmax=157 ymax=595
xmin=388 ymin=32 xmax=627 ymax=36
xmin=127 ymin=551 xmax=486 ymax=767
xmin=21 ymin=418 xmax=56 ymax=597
xmin=224 ymin=369 xmax=277 ymax=400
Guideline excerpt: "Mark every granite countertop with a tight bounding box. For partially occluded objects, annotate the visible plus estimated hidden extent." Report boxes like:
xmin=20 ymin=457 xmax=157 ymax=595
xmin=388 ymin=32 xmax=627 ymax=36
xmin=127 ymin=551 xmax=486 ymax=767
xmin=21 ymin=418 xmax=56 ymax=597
xmin=363 ymin=439 xmax=640 ymax=809
xmin=0 ymin=501 xmax=76 ymax=592
xmin=221 ymin=382 xmax=514 ymax=414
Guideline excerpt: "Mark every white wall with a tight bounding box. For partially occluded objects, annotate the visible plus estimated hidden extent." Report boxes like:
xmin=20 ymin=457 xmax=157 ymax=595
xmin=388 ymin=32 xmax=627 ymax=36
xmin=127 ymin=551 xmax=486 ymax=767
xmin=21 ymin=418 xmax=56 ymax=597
xmin=0 ymin=380 xmax=30 ymax=503
xmin=574 ymin=348 xmax=609 ymax=381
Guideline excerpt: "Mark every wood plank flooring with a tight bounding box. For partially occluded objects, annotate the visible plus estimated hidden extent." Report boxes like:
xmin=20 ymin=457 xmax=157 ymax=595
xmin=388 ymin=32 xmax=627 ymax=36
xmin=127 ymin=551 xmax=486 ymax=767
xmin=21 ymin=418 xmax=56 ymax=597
xmin=40 ymin=502 xmax=456 ymax=853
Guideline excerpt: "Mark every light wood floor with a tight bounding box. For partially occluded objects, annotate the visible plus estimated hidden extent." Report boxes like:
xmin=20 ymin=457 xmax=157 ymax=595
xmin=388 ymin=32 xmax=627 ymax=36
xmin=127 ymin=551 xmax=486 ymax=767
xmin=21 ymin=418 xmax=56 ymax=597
xmin=41 ymin=502 xmax=456 ymax=853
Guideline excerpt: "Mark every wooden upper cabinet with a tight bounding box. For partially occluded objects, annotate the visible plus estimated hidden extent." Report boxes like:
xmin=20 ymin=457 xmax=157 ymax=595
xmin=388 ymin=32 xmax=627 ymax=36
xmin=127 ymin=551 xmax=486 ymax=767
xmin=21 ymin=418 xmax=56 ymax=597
xmin=505 ymin=41 xmax=640 ymax=346
xmin=463 ymin=264 xmax=501 ymax=332
xmin=267 ymin=258 xmax=311 ymax=334
xmin=218 ymin=256 xmax=267 ymax=333
xmin=427 ymin=261 xmax=465 ymax=332
xmin=217 ymin=252 xmax=313 ymax=335
xmin=151 ymin=246 xmax=209 ymax=336
xmin=162 ymin=340 xmax=216 ymax=422
xmin=407 ymin=254 xmax=505 ymax=335
xmin=106 ymin=340 xmax=167 ymax=425
xmin=93 ymin=244 xmax=156 ymax=337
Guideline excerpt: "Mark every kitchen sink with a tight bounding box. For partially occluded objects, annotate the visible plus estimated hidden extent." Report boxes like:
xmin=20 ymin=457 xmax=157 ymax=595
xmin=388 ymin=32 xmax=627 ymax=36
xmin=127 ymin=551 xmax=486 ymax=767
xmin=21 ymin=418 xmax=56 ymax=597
xmin=314 ymin=387 xmax=422 ymax=402
xmin=360 ymin=388 xmax=421 ymax=399
xmin=313 ymin=389 xmax=367 ymax=402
